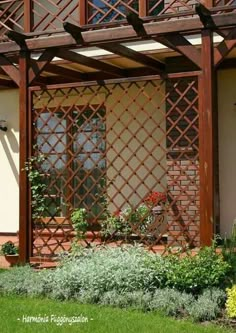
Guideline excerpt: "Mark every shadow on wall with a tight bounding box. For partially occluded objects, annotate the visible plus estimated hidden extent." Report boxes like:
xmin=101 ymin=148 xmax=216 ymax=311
xmin=0 ymin=128 xmax=19 ymax=186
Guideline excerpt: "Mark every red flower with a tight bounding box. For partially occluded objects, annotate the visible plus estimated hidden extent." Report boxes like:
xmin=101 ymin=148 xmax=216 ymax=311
xmin=144 ymin=191 xmax=167 ymax=207
xmin=113 ymin=210 xmax=121 ymax=217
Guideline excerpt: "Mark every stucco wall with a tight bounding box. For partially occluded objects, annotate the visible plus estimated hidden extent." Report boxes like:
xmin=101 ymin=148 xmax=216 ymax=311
xmin=1 ymin=75 xmax=234 ymax=237
xmin=106 ymin=81 xmax=166 ymax=211
xmin=218 ymin=69 xmax=236 ymax=237
xmin=33 ymin=82 xmax=166 ymax=213
xmin=0 ymin=89 xmax=19 ymax=233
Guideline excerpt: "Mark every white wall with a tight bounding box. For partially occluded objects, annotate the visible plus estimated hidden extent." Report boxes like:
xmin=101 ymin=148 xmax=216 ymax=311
xmin=0 ymin=89 xmax=19 ymax=233
xmin=218 ymin=69 xmax=236 ymax=237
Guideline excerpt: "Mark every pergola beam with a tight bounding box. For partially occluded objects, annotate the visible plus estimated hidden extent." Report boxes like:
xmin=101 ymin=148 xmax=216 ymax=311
xmin=63 ymin=22 xmax=85 ymax=45
xmin=101 ymin=43 xmax=165 ymax=73
xmin=1 ymin=12 xmax=236 ymax=54
xmin=28 ymin=48 xmax=57 ymax=85
xmin=195 ymin=3 xmax=215 ymax=29
xmin=0 ymin=55 xmax=20 ymax=86
xmin=0 ymin=78 xmax=17 ymax=88
xmin=6 ymin=30 xmax=31 ymax=50
xmin=126 ymin=12 xmax=146 ymax=37
xmin=45 ymin=63 xmax=86 ymax=81
xmin=57 ymin=49 xmax=126 ymax=77
xmin=155 ymin=34 xmax=202 ymax=69
xmin=214 ymin=27 xmax=236 ymax=67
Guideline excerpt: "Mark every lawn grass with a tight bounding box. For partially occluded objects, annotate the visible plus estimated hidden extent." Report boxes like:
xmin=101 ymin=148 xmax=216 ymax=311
xmin=0 ymin=295 xmax=234 ymax=333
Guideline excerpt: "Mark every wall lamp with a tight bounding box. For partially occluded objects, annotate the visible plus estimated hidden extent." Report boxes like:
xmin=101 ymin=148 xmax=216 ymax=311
xmin=0 ymin=120 xmax=7 ymax=132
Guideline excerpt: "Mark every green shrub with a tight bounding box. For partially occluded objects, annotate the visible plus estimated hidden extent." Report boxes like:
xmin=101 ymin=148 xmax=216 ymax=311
xmin=164 ymin=247 xmax=230 ymax=293
xmin=71 ymin=208 xmax=88 ymax=240
xmin=1 ymin=241 xmax=18 ymax=255
xmin=226 ymin=285 xmax=236 ymax=318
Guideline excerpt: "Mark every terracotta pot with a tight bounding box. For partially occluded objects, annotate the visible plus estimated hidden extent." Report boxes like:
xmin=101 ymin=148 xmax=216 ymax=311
xmin=5 ymin=254 xmax=19 ymax=267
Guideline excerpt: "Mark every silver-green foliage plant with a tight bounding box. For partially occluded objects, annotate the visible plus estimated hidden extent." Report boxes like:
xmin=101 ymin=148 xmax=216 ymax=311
xmin=100 ymin=290 xmax=153 ymax=310
xmin=0 ymin=266 xmax=50 ymax=296
xmin=49 ymin=245 xmax=160 ymax=300
xmin=150 ymin=288 xmax=194 ymax=316
xmin=185 ymin=288 xmax=226 ymax=322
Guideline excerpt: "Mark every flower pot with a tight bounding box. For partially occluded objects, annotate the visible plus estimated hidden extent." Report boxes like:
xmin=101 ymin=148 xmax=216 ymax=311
xmin=152 ymin=205 xmax=164 ymax=216
xmin=4 ymin=254 xmax=19 ymax=267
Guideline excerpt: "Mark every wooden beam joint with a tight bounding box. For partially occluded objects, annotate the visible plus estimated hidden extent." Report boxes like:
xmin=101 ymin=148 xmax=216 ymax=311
xmin=195 ymin=3 xmax=215 ymax=29
xmin=126 ymin=13 xmax=147 ymax=37
xmin=63 ymin=22 xmax=85 ymax=45
xmin=6 ymin=30 xmax=32 ymax=50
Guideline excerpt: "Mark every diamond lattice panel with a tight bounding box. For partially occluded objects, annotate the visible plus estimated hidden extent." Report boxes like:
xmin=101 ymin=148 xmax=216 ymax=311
xmin=0 ymin=1 xmax=24 ymax=42
xmin=87 ymin=0 xmax=138 ymax=24
xmin=32 ymin=77 xmax=199 ymax=257
xmin=32 ymin=0 xmax=79 ymax=32
xmin=148 ymin=0 xmax=200 ymax=20
xmin=213 ymin=0 xmax=236 ymax=13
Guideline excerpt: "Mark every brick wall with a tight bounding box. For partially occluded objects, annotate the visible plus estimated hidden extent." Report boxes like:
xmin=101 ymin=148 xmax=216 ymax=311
xmin=166 ymin=159 xmax=200 ymax=247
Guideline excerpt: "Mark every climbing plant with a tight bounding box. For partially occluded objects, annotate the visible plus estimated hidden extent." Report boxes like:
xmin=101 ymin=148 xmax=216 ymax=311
xmin=24 ymin=152 xmax=48 ymax=220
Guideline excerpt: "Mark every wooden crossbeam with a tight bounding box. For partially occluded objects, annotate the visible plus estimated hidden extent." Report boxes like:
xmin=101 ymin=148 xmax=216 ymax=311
xmin=214 ymin=27 xmax=236 ymax=67
xmin=126 ymin=13 xmax=146 ymax=37
xmin=0 ymin=55 xmax=19 ymax=86
xmin=0 ymin=78 xmax=17 ymax=88
xmin=29 ymin=49 xmax=57 ymax=85
xmin=101 ymin=43 xmax=165 ymax=74
xmin=45 ymin=63 xmax=87 ymax=81
xmin=195 ymin=3 xmax=215 ymax=29
xmin=6 ymin=30 xmax=31 ymax=50
xmin=57 ymin=49 xmax=126 ymax=77
xmin=155 ymin=34 xmax=201 ymax=69
xmin=63 ymin=22 xmax=85 ymax=45
xmin=1 ymin=12 xmax=236 ymax=54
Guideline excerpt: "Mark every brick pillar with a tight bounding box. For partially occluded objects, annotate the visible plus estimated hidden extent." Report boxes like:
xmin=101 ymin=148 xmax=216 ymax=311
xmin=167 ymin=159 xmax=200 ymax=247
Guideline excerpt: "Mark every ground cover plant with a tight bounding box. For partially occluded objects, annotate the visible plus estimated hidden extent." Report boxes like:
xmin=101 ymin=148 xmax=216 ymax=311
xmin=0 ymin=295 xmax=234 ymax=333
xmin=0 ymin=245 xmax=231 ymax=323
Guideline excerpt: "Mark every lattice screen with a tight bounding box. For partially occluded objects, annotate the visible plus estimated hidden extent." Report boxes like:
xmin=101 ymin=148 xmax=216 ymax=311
xmin=32 ymin=0 xmax=79 ymax=32
xmin=86 ymin=0 xmax=200 ymax=25
xmin=148 ymin=0 xmax=198 ymax=17
xmin=31 ymin=76 xmax=199 ymax=257
xmin=0 ymin=0 xmax=24 ymax=42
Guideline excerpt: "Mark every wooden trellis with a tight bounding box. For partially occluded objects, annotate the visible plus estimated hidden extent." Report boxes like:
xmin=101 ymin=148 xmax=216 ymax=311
xmin=1 ymin=1 xmax=235 ymax=262
xmin=0 ymin=0 xmax=235 ymax=42
xmin=0 ymin=0 xmax=24 ymax=41
xmin=30 ymin=75 xmax=199 ymax=256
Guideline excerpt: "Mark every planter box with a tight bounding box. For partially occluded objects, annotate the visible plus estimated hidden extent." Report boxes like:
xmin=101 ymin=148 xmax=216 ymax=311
xmin=4 ymin=254 xmax=19 ymax=267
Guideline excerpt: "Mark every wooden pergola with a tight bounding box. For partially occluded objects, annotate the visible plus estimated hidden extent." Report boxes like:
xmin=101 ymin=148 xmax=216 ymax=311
xmin=0 ymin=1 xmax=236 ymax=262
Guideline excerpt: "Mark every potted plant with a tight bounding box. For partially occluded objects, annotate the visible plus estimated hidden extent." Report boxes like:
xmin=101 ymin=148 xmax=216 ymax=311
xmin=1 ymin=241 xmax=19 ymax=266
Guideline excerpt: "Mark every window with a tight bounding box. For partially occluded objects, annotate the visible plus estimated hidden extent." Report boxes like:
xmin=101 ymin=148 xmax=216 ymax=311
xmin=35 ymin=106 xmax=106 ymax=221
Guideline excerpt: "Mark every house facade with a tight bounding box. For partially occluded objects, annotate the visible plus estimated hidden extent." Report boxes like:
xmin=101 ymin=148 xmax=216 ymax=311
xmin=0 ymin=0 xmax=236 ymax=263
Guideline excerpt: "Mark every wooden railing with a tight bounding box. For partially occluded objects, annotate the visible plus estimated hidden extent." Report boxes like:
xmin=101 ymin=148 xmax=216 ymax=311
xmin=0 ymin=0 xmax=235 ymax=40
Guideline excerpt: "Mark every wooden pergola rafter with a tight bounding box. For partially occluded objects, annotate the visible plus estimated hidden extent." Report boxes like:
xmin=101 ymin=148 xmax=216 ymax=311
xmin=0 ymin=7 xmax=235 ymax=87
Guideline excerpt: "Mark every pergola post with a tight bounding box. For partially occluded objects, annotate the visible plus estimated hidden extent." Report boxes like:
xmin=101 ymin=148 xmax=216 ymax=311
xmin=198 ymin=29 xmax=217 ymax=246
xmin=19 ymin=50 xmax=31 ymax=263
